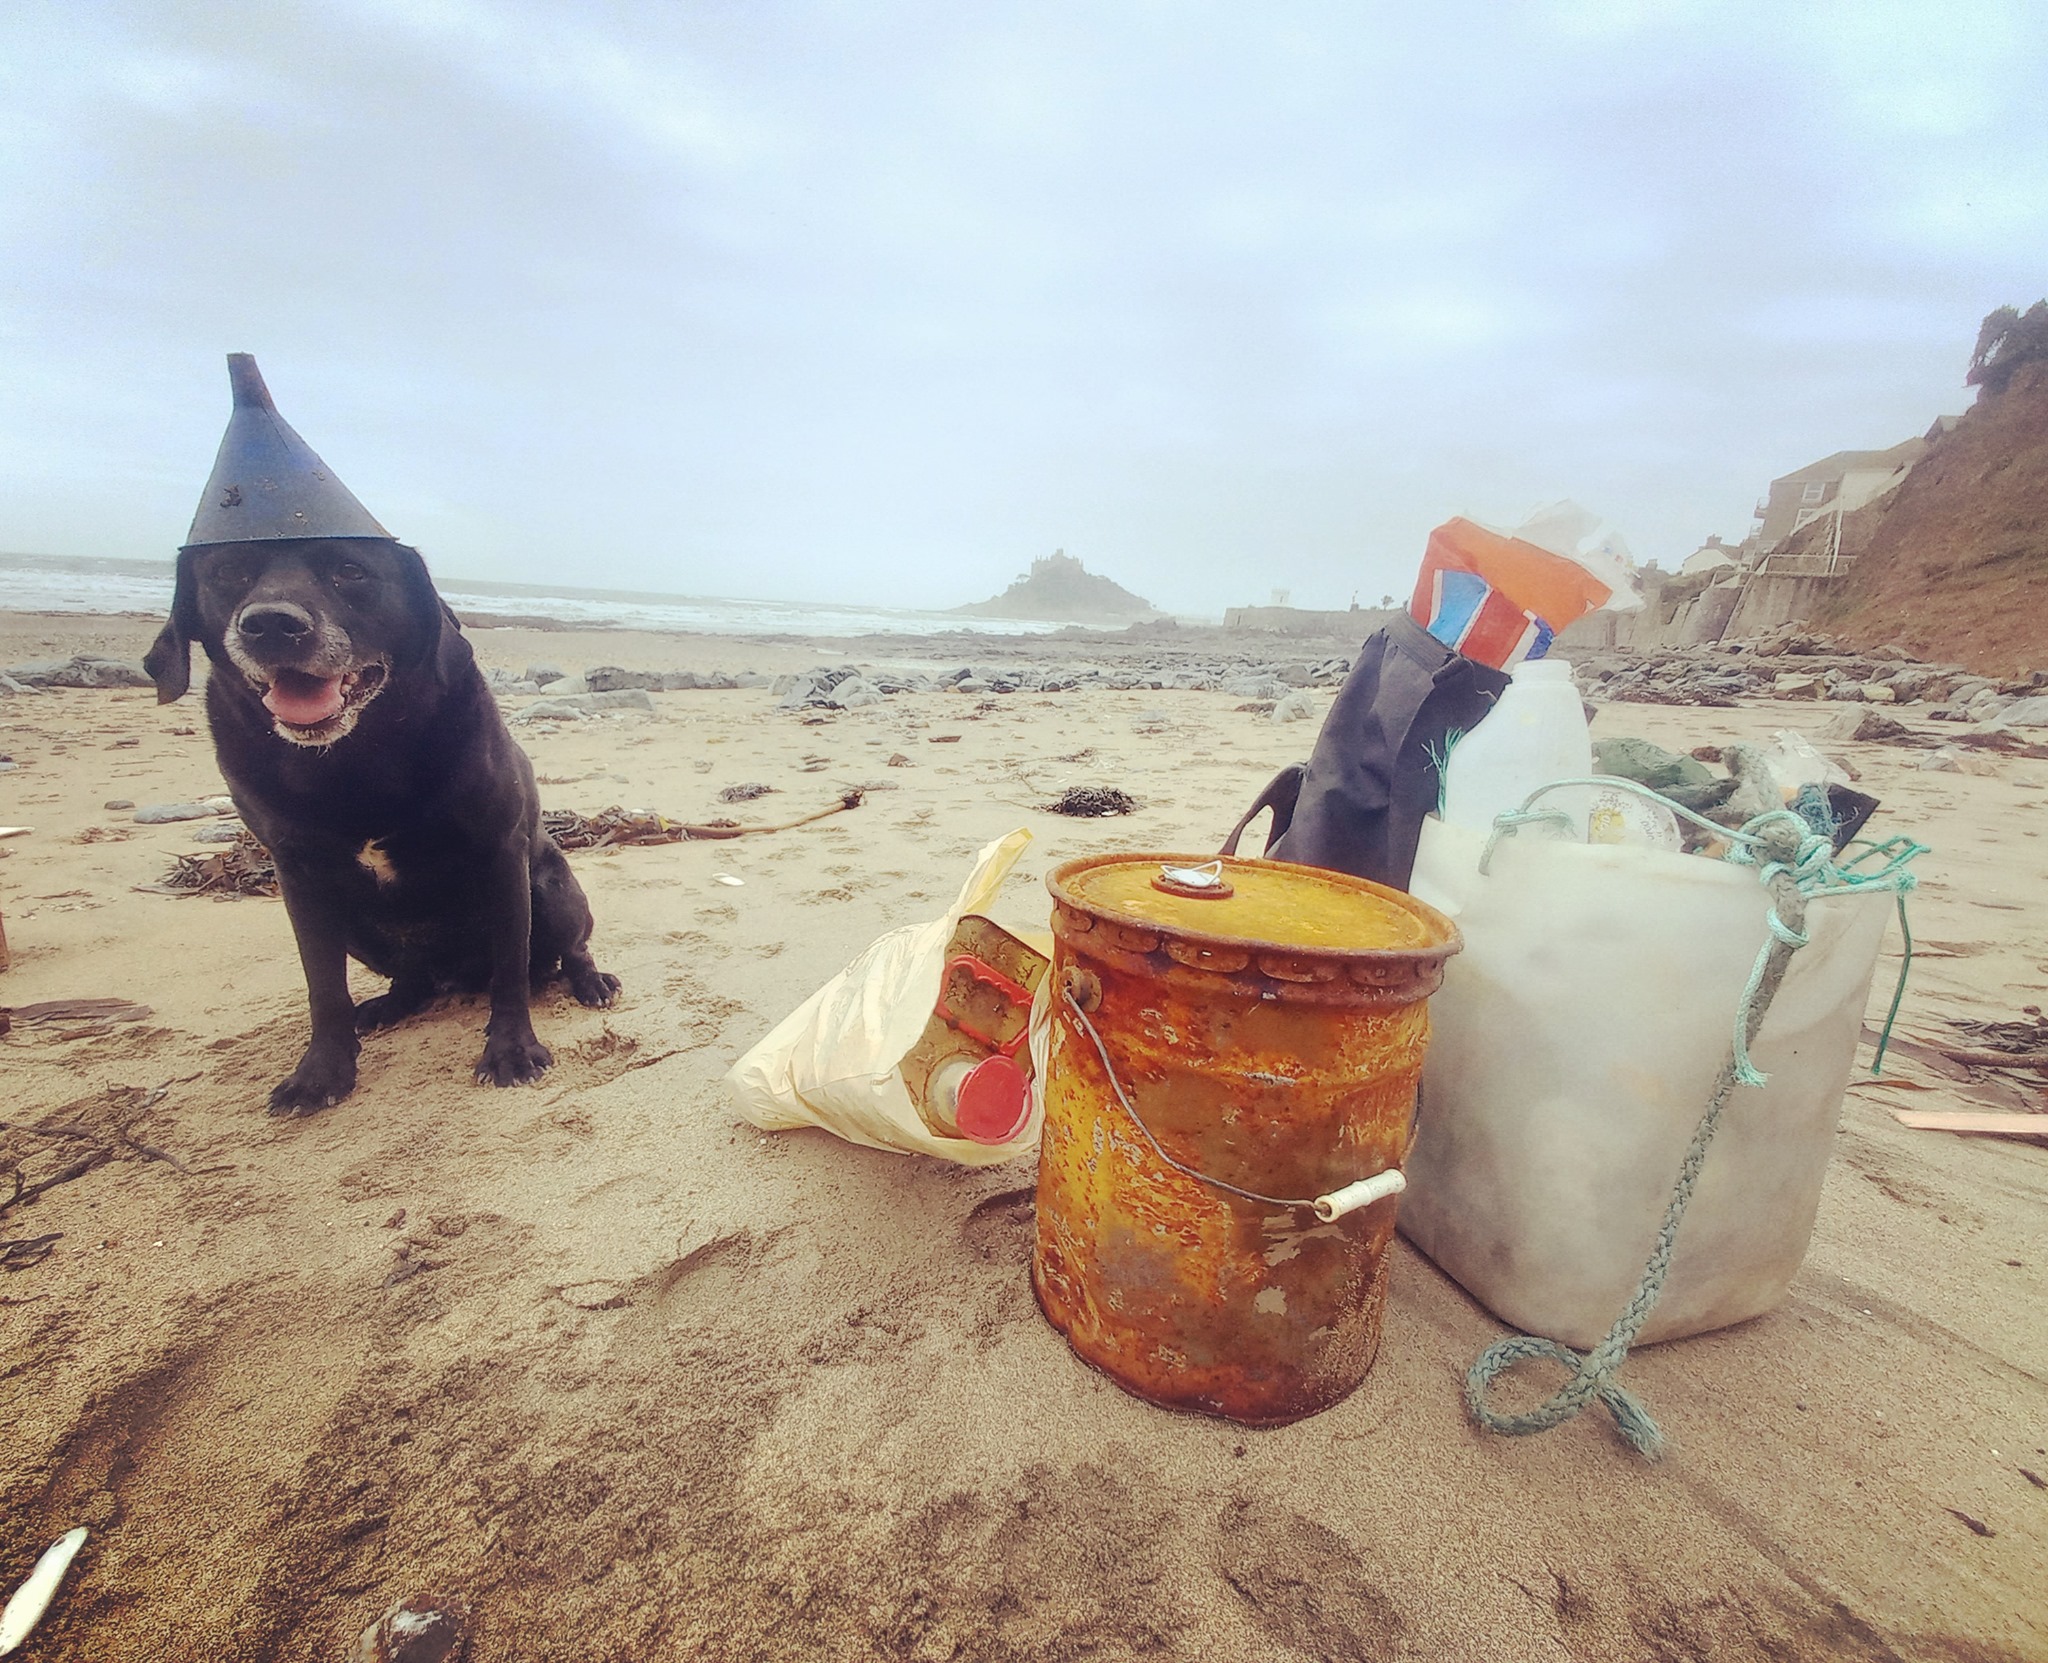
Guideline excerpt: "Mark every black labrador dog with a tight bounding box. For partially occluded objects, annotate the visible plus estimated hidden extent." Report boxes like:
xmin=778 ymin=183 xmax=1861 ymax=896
xmin=145 ymin=536 xmax=619 ymax=1112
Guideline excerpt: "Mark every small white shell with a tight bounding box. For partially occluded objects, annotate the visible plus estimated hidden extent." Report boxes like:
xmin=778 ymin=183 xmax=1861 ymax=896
xmin=713 ymin=873 xmax=745 ymax=887
xmin=0 ymin=1527 xmax=87 ymax=1656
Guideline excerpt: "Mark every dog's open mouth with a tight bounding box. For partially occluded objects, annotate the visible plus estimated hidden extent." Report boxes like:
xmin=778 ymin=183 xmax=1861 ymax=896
xmin=259 ymin=662 xmax=389 ymax=740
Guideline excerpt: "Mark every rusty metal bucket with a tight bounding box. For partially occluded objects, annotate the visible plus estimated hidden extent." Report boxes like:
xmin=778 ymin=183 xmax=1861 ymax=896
xmin=1032 ymin=853 xmax=1461 ymax=1426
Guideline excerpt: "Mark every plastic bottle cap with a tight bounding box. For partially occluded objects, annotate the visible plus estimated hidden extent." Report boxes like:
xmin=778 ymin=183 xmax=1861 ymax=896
xmin=1512 ymin=657 xmax=1574 ymax=682
xmin=953 ymin=1055 xmax=1031 ymax=1145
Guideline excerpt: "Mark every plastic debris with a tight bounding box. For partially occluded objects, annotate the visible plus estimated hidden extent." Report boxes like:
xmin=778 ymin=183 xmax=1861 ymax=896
xmin=0 ymin=1527 xmax=88 ymax=1657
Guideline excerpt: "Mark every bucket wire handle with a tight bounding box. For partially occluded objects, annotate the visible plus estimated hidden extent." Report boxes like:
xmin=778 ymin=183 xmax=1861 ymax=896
xmin=1059 ymin=990 xmax=1403 ymax=1223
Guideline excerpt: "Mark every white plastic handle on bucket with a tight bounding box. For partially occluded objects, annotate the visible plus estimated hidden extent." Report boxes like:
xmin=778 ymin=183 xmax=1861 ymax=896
xmin=1312 ymin=1169 xmax=1408 ymax=1222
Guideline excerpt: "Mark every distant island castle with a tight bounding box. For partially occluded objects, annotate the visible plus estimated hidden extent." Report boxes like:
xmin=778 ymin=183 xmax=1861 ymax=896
xmin=953 ymin=550 xmax=1162 ymax=624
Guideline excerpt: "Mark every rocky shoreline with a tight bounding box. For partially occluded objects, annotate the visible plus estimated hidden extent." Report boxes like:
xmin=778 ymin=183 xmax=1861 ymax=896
xmin=7 ymin=618 xmax=2044 ymax=733
xmin=1575 ymin=624 xmax=2047 ymax=724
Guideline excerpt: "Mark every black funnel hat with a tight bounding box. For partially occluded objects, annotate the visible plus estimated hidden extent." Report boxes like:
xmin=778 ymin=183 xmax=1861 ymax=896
xmin=183 ymin=354 xmax=393 ymax=547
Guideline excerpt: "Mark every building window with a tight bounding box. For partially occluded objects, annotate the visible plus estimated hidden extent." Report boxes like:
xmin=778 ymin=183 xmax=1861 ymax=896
xmin=1800 ymin=482 xmax=1827 ymax=504
xmin=1794 ymin=508 xmax=1821 ymax=528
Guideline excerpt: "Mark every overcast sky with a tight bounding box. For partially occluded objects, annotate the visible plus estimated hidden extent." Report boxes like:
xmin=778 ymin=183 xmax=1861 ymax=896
xmin=2 ymin=1 xmax=2042 ymax=615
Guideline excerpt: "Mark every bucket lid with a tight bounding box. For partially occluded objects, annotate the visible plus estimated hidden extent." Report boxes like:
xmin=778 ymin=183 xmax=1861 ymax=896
xmin=1048 ymin=853 xmax=1457 ymax=960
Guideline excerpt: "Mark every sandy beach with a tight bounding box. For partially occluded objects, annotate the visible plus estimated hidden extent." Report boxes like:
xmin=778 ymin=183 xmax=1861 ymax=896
xmin=2 ymin=610 xmax=2044 ymax=1662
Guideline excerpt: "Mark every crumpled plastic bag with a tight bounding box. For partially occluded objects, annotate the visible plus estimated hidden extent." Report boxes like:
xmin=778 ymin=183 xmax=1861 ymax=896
xmin=723 ymin=828 xmax=1040 ymax=1165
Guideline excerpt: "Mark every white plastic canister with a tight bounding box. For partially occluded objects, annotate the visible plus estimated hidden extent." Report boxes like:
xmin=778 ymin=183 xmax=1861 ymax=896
xmin=1439 ymin=658 xmax=1594 ymax=841
xmin=1402 ymin=815 xmax=1893 ymax=1349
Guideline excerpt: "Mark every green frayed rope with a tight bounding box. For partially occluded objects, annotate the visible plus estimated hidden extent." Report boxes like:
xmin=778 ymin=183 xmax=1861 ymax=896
xmin=1463 ymin=783 xmax=1925 ymax=1460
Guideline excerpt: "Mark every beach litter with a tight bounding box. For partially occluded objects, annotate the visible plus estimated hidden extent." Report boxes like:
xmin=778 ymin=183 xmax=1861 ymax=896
xmin=727 ymin=829 xmax=1044 ymax=1165
xmin=1035 ymin=852 xmax=1456 ymax=1424
xmin=1889 ymin=1109 xmax=2048 ymax=1140
xmin=897 ymin=915 xmax=1048 ymax=1145
xmin=0 ymin=1526 xmax=87 ymax=1656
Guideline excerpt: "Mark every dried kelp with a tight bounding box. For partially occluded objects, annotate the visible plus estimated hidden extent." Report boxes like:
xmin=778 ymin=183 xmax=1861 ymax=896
xmin=1043 ymin=786 xmax=1138 ymax=817
xmin=140 ymin=830 xmax=278 ymax=898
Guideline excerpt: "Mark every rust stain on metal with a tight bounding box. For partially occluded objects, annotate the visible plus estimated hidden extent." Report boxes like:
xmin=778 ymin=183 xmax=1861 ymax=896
xmin=1032 ymin=853 xmax=1459 ymax=1427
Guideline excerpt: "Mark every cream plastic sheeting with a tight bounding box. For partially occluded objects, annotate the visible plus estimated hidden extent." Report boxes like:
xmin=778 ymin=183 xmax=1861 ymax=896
xmin=724 ymin=828 xmax=1040 ymax=1166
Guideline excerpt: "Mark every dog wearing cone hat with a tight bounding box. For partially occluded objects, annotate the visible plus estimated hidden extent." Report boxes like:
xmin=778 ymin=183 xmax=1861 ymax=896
xmin=147 ymin=355 xmax=620 ymax=1113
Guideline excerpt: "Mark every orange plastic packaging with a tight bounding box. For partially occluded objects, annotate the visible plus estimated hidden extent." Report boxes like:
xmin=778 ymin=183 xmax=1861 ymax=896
xmin=1414 ymin=517 xmax=1616 ymax=631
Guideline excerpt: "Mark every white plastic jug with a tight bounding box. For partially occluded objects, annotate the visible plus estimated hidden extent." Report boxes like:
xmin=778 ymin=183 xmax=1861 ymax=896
xmin=1439 ymin=657 xmax=1593 ymax=840
xmin=1401 ymin=816 xmax=1893 ymax=1348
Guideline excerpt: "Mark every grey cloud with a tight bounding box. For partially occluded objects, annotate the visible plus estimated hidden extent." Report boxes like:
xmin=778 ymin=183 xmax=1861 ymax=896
xmin=0 ymin=0 xmax=2041 ymax=609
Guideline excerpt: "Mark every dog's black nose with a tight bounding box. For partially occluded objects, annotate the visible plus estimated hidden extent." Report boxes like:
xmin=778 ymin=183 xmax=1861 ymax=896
xmin=238 ymin=603 xmax=315 ymax=642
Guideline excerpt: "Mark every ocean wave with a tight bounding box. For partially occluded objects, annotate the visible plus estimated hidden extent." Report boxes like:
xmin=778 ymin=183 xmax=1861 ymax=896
xmin=0 ymin=555 xmax=1064 ymax=638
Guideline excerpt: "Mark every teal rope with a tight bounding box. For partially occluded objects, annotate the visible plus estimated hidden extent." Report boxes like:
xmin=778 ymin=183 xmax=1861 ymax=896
xmin=1461 ymin=786 xmax=1924 ymax=1459
xmin=1428 ymin=729 xmax=1469 ymax=817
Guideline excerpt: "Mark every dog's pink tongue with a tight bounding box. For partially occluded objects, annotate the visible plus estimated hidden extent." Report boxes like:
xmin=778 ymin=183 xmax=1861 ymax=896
xmin=264 ymin=673 xmax=345 ymax=726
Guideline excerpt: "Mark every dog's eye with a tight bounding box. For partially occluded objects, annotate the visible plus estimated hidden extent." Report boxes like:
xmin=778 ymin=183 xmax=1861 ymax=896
xmin=335 ymin=562 xmax=368 ymax=583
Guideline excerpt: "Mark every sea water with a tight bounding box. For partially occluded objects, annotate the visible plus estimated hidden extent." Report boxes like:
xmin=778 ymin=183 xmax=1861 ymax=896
xmin=0 ymin=552 xmax=1069 ymax=639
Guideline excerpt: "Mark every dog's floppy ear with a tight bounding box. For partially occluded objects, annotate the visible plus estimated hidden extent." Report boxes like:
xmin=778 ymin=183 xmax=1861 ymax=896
xmin=143 ymin=549 xmax=201 ymax=703
xmin=392 ymin=543 xmax=474 ymax=686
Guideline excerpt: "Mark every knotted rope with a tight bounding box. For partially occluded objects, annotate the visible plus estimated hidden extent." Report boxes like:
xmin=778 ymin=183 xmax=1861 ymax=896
xmin=1463 ymin=785 xmax=1924 ymax=1459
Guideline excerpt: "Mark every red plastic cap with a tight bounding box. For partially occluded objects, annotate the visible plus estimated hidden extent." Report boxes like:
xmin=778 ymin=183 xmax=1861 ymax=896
xmin=954 ymin=1056 xmax=1031 ymax=1145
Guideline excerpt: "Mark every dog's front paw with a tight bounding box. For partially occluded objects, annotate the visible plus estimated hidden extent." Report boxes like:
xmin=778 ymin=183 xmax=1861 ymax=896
xmin=569 ymin=967 xmax=622 ymax=1009
xmin=268 ymin=1044 xmax=359 ymax=1115
xmin=475 ymin=1031 xmax=553 ymax=1087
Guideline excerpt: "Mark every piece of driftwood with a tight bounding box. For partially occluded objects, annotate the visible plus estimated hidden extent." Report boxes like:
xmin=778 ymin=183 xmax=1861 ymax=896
xmin=1890 ymin=1109 xmax=2048 ymax=1139
xmin=1934 ymin=1047 xmax=2048 ymax=1072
